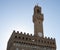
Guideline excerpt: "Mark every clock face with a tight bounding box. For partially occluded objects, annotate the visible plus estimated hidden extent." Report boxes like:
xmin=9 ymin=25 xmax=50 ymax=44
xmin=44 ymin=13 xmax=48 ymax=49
xmin=38 ymin=32 xmax=42 ymax=37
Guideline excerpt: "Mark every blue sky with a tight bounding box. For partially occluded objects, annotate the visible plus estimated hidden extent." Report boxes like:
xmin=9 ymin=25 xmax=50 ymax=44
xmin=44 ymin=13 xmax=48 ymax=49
xmin=0 ymin=0 xmax=60 ymax=50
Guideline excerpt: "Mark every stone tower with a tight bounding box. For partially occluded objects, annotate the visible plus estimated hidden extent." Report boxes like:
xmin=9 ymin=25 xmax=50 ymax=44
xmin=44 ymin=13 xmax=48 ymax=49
xmin=7 ymin=5 xmax=56 ymax=50
xmin=33 ymin=5 xmax=44 ymax=37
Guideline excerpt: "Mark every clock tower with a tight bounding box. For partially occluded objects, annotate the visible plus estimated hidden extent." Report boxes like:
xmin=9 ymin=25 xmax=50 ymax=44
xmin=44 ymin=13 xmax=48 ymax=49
xmin=33 ymin=5 xmax=44 ymax=37
xmin=7 ymin=5 xmax=56 ymax=50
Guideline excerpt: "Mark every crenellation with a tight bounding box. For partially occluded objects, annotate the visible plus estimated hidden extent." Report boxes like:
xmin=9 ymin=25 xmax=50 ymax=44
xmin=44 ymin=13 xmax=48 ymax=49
xmin=27 ymin=33 xmax=29 ymax=36
xmin=30 ymin=34 xmax=32 ymax=36
xmin=13 ymin=30 xmax=16 ymax=33
xmin=17 ymin=31 xmax=19 ymax=33
xmin=24 ymin=32 xmax=26 ymax=35
xmin=13 ymin=30 xmax=34 ymax=37
xmin=20 ymin=32 xmax=23 ymax=34
xmin=48 ymin=37 xmax=50 ymax=39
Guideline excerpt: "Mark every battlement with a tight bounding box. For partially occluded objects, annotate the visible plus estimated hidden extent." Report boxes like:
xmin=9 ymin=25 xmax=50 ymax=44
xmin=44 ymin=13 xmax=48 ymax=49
xmin=12 ymin=30 xmax=55 ymax=40
xmin=12 ymin=30 xmax=33 ymax=36
xmin=9 ymin=30 xmax=56 ymax=48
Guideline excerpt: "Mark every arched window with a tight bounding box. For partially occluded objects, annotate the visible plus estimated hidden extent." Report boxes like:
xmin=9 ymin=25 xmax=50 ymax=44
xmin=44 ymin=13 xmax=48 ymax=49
xmin=37 ymin=9 xmax=40 ymax=13
xmin=29 ymin=38 xmax=31 ymax=41
xmin=15 ymin=36 xmax=17 ymax=38
xmin=26 ymin=38 xmax=28 ymax=40
xmin=19 ymin=37 xmax=21 ymax=39
xmin=38 ymin=40 xmax=40 ymax=42
xmin=22 ymin=37 xmax=24 ymax=40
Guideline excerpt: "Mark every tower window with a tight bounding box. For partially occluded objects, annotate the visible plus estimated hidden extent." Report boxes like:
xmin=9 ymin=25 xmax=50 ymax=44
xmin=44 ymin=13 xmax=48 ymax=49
xmin=37 ymin=9 xmax=40 ymax=13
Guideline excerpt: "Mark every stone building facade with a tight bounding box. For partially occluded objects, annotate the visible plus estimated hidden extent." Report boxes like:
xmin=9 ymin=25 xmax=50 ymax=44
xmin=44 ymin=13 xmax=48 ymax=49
xmin=7 ymin=5 xmax=56 ymax=50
